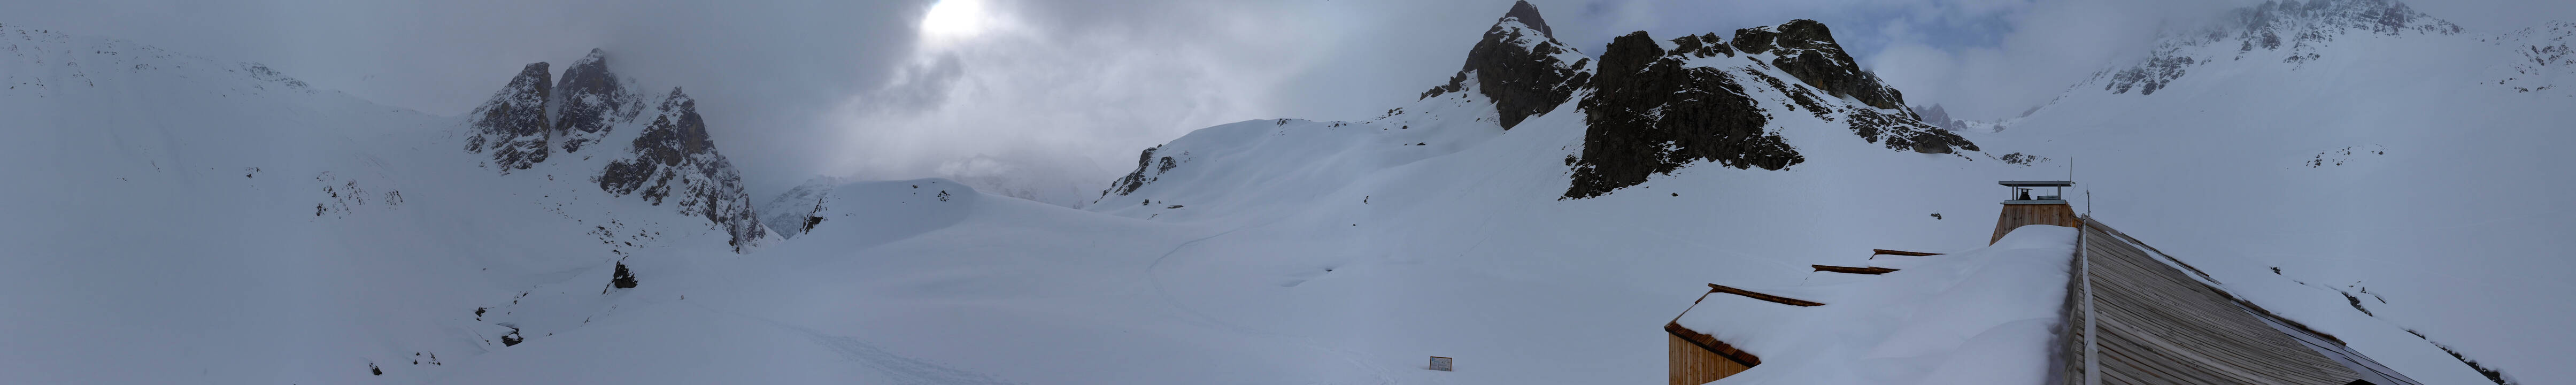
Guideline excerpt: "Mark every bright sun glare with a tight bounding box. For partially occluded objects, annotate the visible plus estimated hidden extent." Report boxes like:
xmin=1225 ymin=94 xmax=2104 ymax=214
xmin=920 ymin=0 xmax=989 ymax=38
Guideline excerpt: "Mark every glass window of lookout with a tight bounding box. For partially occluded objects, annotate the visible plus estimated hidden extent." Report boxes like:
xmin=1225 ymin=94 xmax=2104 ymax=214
xmin=1999 ymin=180 xmax=2074 ymax=202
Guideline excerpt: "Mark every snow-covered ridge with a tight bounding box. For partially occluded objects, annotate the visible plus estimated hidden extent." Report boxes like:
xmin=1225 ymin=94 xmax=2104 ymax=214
xmin=1112 ymin=4 xmax=1975 ymax=205
xmin=2 ymin=24 xmax=318 ymax=97
xmin=2088 ymin=0 xmax=2463 ymax=95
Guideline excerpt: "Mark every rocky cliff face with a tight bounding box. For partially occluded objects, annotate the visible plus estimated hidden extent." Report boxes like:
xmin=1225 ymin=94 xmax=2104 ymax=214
xmin=597 ymin=88 xmax=767 ymax=250
xmin=1101 ymin=145 xmax=1170 ymax=198
xmin=464 ymin=63 xmax=552 ymax=172
xmin=460 ymin=51 xmax=769 ymax=251
xmin=1561 ymin=21 xmax=1975 ymax=198
xmin=1419 ymin=0 xmax=1593 ymax=129
xmin=551 ymin=49 xmax=642 ymax=154
xmin=1732 ymin=20 xmax=1909 ymax=111
xmin=1565 ymin=32 xmax=1801 ymax=199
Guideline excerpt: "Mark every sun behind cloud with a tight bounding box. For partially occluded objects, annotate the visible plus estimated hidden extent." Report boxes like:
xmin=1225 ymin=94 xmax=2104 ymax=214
xmin=919 ymin=0 xmax=992 ymax=40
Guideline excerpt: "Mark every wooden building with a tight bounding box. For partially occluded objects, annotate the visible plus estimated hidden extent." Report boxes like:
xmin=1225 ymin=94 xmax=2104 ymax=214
xmin=1663 ymin=181 xmax=2425 ymax=384
xmin=1663 ymin=284 xmax=1810 ymax=384
xmin=1994 ymin=180 xmax=2080 ymax=244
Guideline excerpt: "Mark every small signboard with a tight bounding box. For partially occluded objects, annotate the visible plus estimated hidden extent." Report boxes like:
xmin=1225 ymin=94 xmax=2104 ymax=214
xmin=1428 ymin=356 xmax=1453 ymax=372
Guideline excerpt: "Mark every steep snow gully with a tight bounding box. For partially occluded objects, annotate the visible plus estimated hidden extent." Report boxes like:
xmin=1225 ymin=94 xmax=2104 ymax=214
xmin=4 ymin=0 xmax=2571 ymax=384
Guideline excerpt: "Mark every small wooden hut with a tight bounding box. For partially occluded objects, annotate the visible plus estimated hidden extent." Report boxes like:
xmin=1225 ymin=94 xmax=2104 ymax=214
xmin=1665 ymin=284 xmax=1819 ymax=384
xmin=1994 ymin=180 xmax=2080 ymax=244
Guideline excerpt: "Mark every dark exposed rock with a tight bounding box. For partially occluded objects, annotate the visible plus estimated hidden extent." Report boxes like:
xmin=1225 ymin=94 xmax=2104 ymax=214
xmin=596 ymin=88 xmax=769 ymax=251
xmin=499 ymin=326 xmax=524 ymax=346
xmin=464 ymin=63 xmax=552 ymax=173
xmin=1419 ymin=0 xmax=1592 ymax=129
xmin=611 ymin=261 xmax=638 ymax=289
xmin=1498 ymin=0 xmax=1552 ymax=37
xmin=1847 ymin=107 xmax=1977 ymax=154
xmin=1565 ymin=32 xmax=1802 ymax=199
xmin=1670 ymin=33 xmax=1734 ymax=58
xmin=1730 ymin=27 xmax=1778 ymax=55
xmin=1103 ymin=145 xmax=1161 ymax=197
xmin=1737 ymin=67 xmax=1831 ymax=119
xmin=2105 ymin=55 xmax=2194 ymax=95
xmin=1734 ymin=20 xmax=1911 ymax=111
xmin=551 ymin=49 xmax=641 ymax=153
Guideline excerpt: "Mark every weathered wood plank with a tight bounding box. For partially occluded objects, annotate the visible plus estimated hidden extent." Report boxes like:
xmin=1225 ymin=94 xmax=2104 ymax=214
xmin=2067 ymin=219 xmax=2364 ymax=385
xmin=1707 ymin=283 xmax=1825 ymax=306
xmin=1870 ymin=249 xmax=1942 ymax=257
xmin=1810 ymin=265 xmax=1899 ymax=274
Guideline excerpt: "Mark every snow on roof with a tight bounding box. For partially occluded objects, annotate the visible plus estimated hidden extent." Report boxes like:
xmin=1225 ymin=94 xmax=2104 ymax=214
xmin=1670 ymin=225 xmax=2079 ymax=384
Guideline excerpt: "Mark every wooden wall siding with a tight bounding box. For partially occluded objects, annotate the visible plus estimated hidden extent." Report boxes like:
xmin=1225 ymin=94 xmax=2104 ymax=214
xmin=1670 ymin=333 xmax=1752 ymax=385
xmin=1993 ymin=203 xmax=2081 ymax=244
xmin=2063 ymin=219 xmax=2364 ymax=385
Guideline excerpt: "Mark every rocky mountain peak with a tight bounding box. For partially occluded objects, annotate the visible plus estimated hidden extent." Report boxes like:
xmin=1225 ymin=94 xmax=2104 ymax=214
xmin=1732 ymin=20 xmax=1910 ymax=111
xmin=598 ymin=86 xmax=767 ymax=251
xmin=1566 ymin=31 xmax=1800 ymax=199
xmin=1501 ymin=0 xmax=1553 ymax=37
xmin=552 ymin=48 xmax=641 ymax=153
xmin=450 ymin=50 xmax=768 ymax=252
xmin=464 ymin=62 xmax=553 ymax=173
xmin=1418 ymin=0 xmax=1593 ymax=129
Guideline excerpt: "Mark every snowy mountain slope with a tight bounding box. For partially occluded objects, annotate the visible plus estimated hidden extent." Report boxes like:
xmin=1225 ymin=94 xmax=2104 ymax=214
xmin=1101 ymin=14 xmax=1978 ymax=211
xmin=5 ymin=0 xmax=2560 ymax=383
xmin=1971 ymin=1 xmax=2576 ymax=383
xmin=413 ymin=2 xmax=2523 ymax=384
xmin=469 ymin=49 xmax=773 ymax=251
xmin=0 ymin=26 xmax=774 ymax=384
xmin=439 ymin=3 xmax=2121 ymax=384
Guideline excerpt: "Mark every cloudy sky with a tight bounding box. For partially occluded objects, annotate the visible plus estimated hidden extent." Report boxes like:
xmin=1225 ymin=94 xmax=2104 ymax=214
xmin=6 ymin=0 xmax=2569 ymax=204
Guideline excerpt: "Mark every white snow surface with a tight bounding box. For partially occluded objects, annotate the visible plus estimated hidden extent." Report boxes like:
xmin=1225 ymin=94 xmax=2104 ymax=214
xmin=1675 ymin=225 xmax=2077 ymax=385
xmin=5 ymin=4 xmax=2570 ymax=384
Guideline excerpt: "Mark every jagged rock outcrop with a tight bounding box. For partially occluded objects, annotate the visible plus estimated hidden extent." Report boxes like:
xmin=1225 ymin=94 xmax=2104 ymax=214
xmin=1732 ymin=20 xmax=1909 ymax=111
xmin=1565 ymin=32 xmax=1802 ymax=199
xmin=1102 ymin=145 xmax=1168 ymax=197
xmin=1419 ymin=1 xmax=1592 ymax=129
xmin=610 ymin=261 xmax=639 ymax=289
xmin=1734 ymin=20 xmax=1976 ymax=154
xmin=551 ymin=49 xmax=641 ymax=153
xmin=1563 ymin=21 xmax=1978 ymax=198
xmin=596 ymin=88 xmax=768 ymax=250
xmin=464 ymin=63 xmax=552 ymax=172
xmin=759 ymin=178 xmax=841 ymax=240
xmin=1848 ymin=107 xmax=1977 ymax=154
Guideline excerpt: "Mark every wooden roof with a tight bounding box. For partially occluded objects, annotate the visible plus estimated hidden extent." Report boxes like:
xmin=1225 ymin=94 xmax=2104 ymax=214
xmin=1999 ymin=180 xmax=2076 ymax=187
xmin=2065 ymin=217 xmax=2421 ymax=384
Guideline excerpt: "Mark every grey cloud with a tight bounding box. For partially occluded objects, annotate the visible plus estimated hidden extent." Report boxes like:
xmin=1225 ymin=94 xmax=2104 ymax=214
xmin=7 ymin=0 xmax=2569 ymax=206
